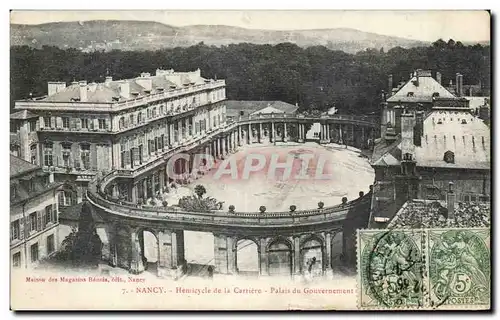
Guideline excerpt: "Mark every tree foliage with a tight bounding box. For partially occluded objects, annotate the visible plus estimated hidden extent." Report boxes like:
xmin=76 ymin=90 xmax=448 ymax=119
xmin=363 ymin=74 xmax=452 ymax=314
xmin=10 ymin=40 xmax=490 ymax=115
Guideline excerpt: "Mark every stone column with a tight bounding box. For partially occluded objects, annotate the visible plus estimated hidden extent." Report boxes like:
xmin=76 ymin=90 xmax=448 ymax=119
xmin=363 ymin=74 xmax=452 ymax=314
xmin=169 ymin=123 xmax=174 ymax=146
xmin=213 ymin=234 xmax=236 ymax=274
xmin=112 ymin=184 xmax=118 ymax=198
xmin=142 ymin=179 xmax=147 ymax=200
xmin=151 ymin=174 xmax=156 ymax=197
xmin=109 ymin=231 xmax=118 ymax=267
xmin=361 ymin=126 xmax=366 ymax=149
xmin=351 ymin=125 xmax=355 ymax=146
xmin=248 ymin=123 xmax=252 ymax=144
xmin=339 ymin=125 xmax=344 ymax=145
xmin=129 ymin=229 xmax=145 ymax=274
xmin=324 ymin=232 xmax=333 ymax=276
xmin=283 ymin=122 xmax=288 ymax=142
xmin=227 ymin=236 xmax=236 ymax=274
xmin=157 ymin=229 xmax=180 ymax=278
xmin=238 ymin=125 xmax=242 ymax=146
xmin=298 ymin=123 xmax=304 ymax=143
xmin=214 ymin=139 xmax=219 ymax=158
xmin=159 ymin=168 xmax=165 ymax=194
xmin=293 ymin=236 xmax=301 ymax=277
xmin=271 ymin=121 xmax=275 ymax=143
xmin=327 ymin=123 xmax=331 ymax=142
xmin=259 ymin=238 xmax=269 ymax=276
xmin=259 ymin=122 xmax=263 ymax=143
xmin=131 ymin=183 xmax=137 ymax=203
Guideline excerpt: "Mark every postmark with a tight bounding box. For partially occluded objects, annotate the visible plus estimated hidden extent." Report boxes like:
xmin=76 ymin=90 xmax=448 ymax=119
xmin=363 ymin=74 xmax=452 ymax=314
xmin=357 ymin=229 xmax=425 ymax=309
xmin=427 ymin=228 xmax=490 ymax=308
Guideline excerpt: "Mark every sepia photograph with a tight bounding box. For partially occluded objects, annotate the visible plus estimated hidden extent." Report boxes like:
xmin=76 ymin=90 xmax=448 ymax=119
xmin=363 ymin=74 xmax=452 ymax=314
xmin=8 ymin=9 xmax=491 ymax=310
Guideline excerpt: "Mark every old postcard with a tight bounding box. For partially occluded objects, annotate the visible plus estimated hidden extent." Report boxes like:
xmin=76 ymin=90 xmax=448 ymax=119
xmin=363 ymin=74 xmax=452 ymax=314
xmin=9 ymin=10 xmax=491 ymax=310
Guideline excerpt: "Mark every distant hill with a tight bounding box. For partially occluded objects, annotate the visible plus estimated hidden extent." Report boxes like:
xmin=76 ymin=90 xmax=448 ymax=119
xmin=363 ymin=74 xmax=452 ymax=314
xmin=10 ymin=20 xmax=431 ymax=53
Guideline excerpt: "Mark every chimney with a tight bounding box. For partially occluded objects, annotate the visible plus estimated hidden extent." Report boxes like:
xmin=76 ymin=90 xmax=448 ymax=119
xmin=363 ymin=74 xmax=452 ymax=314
xmin=394 ymin=106 xmax=403 ymax=134
xmin=79 ymin=81 xmax=88 ymax=102
xmin=400 ymin=110 xmax=416 ymax=158
xmin=136 ymin=73 xmax=152 ymax=92
xmin=105 ymin=76 xmax=113 ymax=85
xmin=381 ymin=100 xmax=388 ymax=138
xmin=47 ymin=81 xmax=66 ymax=96
xmin=447 ymin=182 xmax=456 ymax=220
xmin=436 ymin=72 xmax=442 ymax=85
xmin=413 ymin=111 xmax=424 ymax=147
xmin=456 ymin=73 xmax=463 ymax=97
xmin=388 ymin=74 xmax=393 ymax=95
xmin=119 ymin=81 xmax=130 ymax=99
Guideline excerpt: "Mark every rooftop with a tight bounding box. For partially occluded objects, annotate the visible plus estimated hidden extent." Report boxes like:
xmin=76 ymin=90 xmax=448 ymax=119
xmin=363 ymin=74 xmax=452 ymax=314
xmin=10 ymin=109 xmax=39 ymax=120
xmin=10 ymin=155 xmax=39 ymax=177
xmin=373 ymin=110 xmax=490 ymax=170
xmin=388 ymin=200 xmax=490 ymax=229
xmin=225 ymin=100 xmax=299 ymax=118
xmin=20 ymin=69 xmax=221 ymax=104
xmin=387 ymin=70 xmax=457 ymax=103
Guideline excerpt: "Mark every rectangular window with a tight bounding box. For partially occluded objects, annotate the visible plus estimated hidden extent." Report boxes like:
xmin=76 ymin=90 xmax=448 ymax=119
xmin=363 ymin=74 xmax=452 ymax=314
xmin=29 ymin=120 xmax=37 ymax=132
xmin=29 ymin=212 xmax=37 ymax=232
xmin=30 ymin=144 xmax=37 ymax=164
xmin=12 ymin=252 xmax=21 ymax=268
xmin=43 ymin=116 xmax=51 ymax=128
xmin=28 ymin=180 xmax=35 ymax=192
xmin=98 ymin=119 xmax=106 ymax=130
xmin=45 ymin=205 xmax=53 ymax=226
xmin=10 ymin=220 xmax=20 ymax=241
xmin=80 ymin=144 xmax=91 ymax=170
xmin=44 ymin=143 xmax=53 ymax=166
xmin=30 ymin=243 xmax=39 ymax=262
xmin=47 ymin=234 xmax=55 ymax=254
xmin=81 ymin=118 xmax=89 ymax=129
xmin=62 ymin=117 xmax=70 ymax=129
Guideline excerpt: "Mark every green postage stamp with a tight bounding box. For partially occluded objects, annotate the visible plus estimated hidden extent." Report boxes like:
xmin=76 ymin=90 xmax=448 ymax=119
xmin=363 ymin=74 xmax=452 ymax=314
xmin=357 ymin=228 xmax=490 ymax=310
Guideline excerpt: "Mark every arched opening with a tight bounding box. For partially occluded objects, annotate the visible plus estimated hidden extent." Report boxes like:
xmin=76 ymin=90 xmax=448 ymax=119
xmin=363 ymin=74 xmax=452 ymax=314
xmin=267 ymin=239 xmax=292 ymax=277
xmin=184 ymin=231 xmax=214 ymax=277
xmin=300 ymin=237 xmax=324 ymax=277
xmin=138 ymin=229 xmax=159 ymax=275
xmin=305 ymin=122 xmax=320 ymax=142
xmin=235 ymin=239 xmax=259 ymax=276
xmin=115 ymin=227 xmax=131 ymax=269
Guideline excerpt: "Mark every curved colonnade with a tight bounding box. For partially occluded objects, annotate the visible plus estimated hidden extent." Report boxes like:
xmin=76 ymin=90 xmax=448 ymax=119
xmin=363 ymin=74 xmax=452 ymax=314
xmin=87 ymin=114 xmax=378 ymax=278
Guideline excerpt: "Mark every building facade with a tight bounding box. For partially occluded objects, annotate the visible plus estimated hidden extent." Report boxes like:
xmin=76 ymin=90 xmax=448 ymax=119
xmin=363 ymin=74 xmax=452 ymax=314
xmin=11 ymin=69 xmax=227 ymax=202
xmin=10 ymin=155 xmax=64 ymax=269
xmin=370 ymin=69 xmax=491 ymax=227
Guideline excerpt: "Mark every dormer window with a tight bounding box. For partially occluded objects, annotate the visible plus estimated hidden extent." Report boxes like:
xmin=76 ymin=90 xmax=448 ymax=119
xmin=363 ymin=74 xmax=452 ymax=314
xmin=437 ymin=119 xmax=443 ymax=124
xmin=432 ymin=92 xmax=440 ymax=98
xmin=443 ymin=151 xmax=455 ymax=164
xmin=407 ymin=92 xmax=414 ymax=97
xmin=461 ymin=119 xmax=467 ymax=124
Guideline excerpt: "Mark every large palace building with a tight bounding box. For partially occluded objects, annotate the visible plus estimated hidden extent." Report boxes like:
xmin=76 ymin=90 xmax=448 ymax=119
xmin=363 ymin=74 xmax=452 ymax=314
xmin=11 ymin=67 xmax=381 ymax=278
xmin=11 ymin=69 xmax=227 ymax=202
xmin=369 ymin=69 xmax=491 ymax=227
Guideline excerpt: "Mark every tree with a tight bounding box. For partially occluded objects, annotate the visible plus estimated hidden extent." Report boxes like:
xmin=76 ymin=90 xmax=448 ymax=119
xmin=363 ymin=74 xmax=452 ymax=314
xmin=194 ymin=184 xmax=207 ymax=199
xmin=70 ymin=201 xmax=102 ymax=268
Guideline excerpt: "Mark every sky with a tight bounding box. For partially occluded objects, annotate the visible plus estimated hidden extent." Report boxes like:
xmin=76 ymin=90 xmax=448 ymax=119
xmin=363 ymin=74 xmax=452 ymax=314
xmin=9 ymin=10 xmax=490 ymax=42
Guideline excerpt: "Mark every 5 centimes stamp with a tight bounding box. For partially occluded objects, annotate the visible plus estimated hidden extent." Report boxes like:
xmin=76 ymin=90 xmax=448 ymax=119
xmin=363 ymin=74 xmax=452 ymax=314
xmin=357 ymin=229 xmax=425 ymax=309
xmin=427 ymin=228 xmax=490 ymax=309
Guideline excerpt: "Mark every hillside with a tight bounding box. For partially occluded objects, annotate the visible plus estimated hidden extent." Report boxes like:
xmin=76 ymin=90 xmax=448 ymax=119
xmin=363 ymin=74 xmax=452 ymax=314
xmin=10 ymin=20 xmax=429 ymax=53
